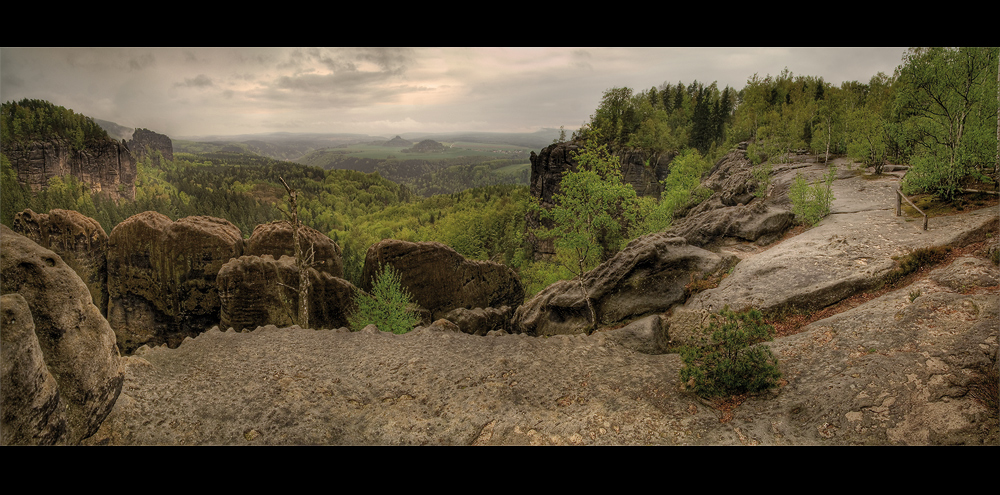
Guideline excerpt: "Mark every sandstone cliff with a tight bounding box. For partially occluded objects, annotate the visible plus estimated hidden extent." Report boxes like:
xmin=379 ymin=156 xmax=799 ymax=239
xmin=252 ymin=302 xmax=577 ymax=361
xmin=3 ymin=137 xmax=137 ymax=201
xmin=126 ymin=128 xmax=174 ymax=163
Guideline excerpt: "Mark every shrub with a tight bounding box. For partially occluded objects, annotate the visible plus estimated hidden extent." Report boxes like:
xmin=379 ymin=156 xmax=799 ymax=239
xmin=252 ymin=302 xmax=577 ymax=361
xmin=679 ymin=307 xmax=782 ymax=398
xmin=348 ymin=264 xmax=420 ymax=334
xmin=789 ymin=165 xmax=836 ymax=226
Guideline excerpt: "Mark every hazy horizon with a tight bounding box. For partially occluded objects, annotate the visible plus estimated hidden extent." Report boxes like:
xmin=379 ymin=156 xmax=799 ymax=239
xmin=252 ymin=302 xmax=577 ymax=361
xmin=2 ymin=47 xmax=910 ymax=139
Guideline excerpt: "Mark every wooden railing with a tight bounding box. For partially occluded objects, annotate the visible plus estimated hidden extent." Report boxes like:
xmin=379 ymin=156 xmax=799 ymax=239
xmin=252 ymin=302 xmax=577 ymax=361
xmin=896 ymin=189 xmax=928 ymax=230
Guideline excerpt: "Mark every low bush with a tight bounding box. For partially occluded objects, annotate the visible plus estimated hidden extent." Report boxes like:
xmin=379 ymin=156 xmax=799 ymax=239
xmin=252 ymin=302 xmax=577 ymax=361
xmin=348 ymin=264 xmax=420 ymax=334
xmin=679 ymin=306 xmax=782 ymax=398
xmin=789 ymin=165 xmax=836 ymax=226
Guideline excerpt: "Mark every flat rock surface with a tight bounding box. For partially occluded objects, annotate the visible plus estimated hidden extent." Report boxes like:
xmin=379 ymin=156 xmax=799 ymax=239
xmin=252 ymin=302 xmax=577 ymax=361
xmin=686 ymin=168 xmax=998 ymax=314
xmin=85 ymin=251 xmax=998 ymax=445
xmin=80 ymin=161 xmax=998 ymax=446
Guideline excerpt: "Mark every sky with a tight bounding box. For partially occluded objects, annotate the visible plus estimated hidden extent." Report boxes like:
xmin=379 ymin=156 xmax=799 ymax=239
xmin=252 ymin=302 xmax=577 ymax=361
xmin=0 ymin=47 xmax=910 ymax=139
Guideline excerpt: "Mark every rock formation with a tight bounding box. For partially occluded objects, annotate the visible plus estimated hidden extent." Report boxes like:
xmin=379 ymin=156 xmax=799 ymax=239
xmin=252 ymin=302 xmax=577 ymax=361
xmin=0 ymin=225 xmax=123 ymax=445
xmin=361 ymin=239 xmax=524 ymax=321
xmin=441 ymin=306 xmax=514 ymax=336
xmin=12 ymin=208 xmax=109 ymax=316
xmin=106 ymin=212 xmax=244 ymax=353
xmin=513 ymin=233 xmax=728 ymax=336
xmin=216 ymin=254 xmax=358 ymax=332
xmin=1 ymin=293 xmax=68 ymax=445
xmin=3 ymin=138 xmax=137 ymax=201
xmin=246 ymin=221 xmax=344 ymax=278
xmin=666 ymin=142 xmax=795 ymax=247
xmin=126 ymin=128 xmax=174 ymax=163
xmin=526 ymin=141 xmax=672 ymax=259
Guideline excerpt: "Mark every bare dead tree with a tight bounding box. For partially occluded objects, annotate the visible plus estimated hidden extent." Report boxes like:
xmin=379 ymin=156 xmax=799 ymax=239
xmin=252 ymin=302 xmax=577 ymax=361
xmin=278 ymin=176 xmax=314 ymax=328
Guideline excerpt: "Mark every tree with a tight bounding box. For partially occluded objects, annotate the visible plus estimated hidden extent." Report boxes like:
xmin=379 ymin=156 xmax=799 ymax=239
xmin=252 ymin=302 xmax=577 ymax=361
xmin=278 ymin=176 xmax=317 ymax=329
xmin=587 ymin=87 xmax=640 ymax=148
xmin=679 ymin=306 xmax=782 ymax=398
xmin=897 ymin=47 xmax=999 ymax=200
xmin=348 ymin=264 xmax=419 ymax=334
xmin=846 ymin=72 xmax=897 ymax=174
xmin=535 ymin=139 xmax=643 ymax=332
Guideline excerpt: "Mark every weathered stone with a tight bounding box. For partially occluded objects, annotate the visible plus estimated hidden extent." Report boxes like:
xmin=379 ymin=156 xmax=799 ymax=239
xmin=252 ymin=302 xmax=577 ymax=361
xmin=670 ymin=199 xmax=795 ymax=247
xmin=598 ymin=314 xmax=670 ymax=354
xmin=1 ymin=225 xmax=122 ymax=445
xmin=107 ymin=212 xmax=244 ymax=353
xmin=217 ymin=254 xmax=358 ymax=331
xmin=3 ymin=138 xmax=137 ymax=200
xmin=442 ymin=306 xmax=513 ymax=336
xmin=667 ymin=143 xmax=795 ymax=247
xmin=1 ymin=293 xmax=68 ymax=445
xmin=513 ymin=233 xmax=724 ymax=336
xmin=126 ymin=128 xmax=173 ymax=163
xmin=12 ymin=208 xmax=109 ymax=316
xmin=361 ymin=239 xmax=524 ymax=321
xmin=246 ymin=221 xmax=344 ymax=278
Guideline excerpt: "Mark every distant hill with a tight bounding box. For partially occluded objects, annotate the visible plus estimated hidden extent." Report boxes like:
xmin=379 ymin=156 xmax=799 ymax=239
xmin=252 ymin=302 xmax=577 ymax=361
xmin=383 ymin=135 xmax=412 ymax=147
xmin=403 ymin=139 xmax=447 ymax=153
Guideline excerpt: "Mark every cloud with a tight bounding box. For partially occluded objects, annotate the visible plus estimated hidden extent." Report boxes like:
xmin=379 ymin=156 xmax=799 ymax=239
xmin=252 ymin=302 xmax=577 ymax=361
xmin=177 ymin=74 xmax=214 ymax=88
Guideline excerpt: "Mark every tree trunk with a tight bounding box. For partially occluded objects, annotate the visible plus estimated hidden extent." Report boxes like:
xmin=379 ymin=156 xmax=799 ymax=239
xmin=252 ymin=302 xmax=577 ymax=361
xmin=280 ymin=177 xmax=310 ymax=329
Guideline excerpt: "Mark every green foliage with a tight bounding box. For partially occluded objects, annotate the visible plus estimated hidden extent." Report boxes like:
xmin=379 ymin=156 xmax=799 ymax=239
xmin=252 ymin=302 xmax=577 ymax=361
xmin=751 ymin=161 xmax=772 ymax=198
xmin=1 ymin=99 xmax=109 ymax=151
xmin=896 ymin=47 xmax=999 ymax=200
xmin=0 ymin=154 xmax=29 ymax=227
xmin=679 ymin=307 xmax=782 ymax=398
xmin=635 ymin=149 xmax=714 ymax=236
xmin=789 ymin=165 xmax=836 ymax=226
xmin=536 ymin=139 xmax=643 ymax=276
xmin=348 ymin=264 xmax=420 ymax=334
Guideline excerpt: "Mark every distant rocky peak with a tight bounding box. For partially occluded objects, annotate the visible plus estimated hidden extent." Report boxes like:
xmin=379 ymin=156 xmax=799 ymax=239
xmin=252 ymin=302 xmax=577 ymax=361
xmin=127 ymin=128 xmax=174 ymax=163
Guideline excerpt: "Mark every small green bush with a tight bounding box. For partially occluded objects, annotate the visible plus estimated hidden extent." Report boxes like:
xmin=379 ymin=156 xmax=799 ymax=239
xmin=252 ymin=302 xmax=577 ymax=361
xmin=679 ymin=307 xmax=782 ymax=398
xmin=789 ymin=165 xmax=836 ymax=226
xmin=348 ymin=264 xmax=420 ymax=334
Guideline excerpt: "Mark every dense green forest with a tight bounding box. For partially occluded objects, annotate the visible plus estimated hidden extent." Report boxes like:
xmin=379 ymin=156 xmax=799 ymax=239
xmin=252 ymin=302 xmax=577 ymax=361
xmin=2 ymin=47 xmax=997 ymax=299
xmin=1 ymin=98 xmax=111 ymax=151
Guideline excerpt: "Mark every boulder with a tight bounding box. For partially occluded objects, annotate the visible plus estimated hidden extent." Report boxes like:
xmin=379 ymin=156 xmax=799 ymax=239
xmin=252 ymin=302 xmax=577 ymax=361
xmin=246 ymin=221 xmax=344 ymax=278
xmin=1 ymin=293 xmax=68 ymax=445
xmin=512 ymin=233 xmax=725 ymax=336
xmin=107 ymin=212 xmax=244 ymax=353
xmin=361 ymin=239 xmax=524 ymax=321
xmin=441 ymin=306 xmax=514 ymax=336
xmin=217 ymin=254 xmax=358 ymax=331
xmin=597 ymin=314 xmax=670 ymax=354
xmin=12 ymin=208 xmax=109 ymax=315
xmin=1 ymin=225 xmax=122 ymax=445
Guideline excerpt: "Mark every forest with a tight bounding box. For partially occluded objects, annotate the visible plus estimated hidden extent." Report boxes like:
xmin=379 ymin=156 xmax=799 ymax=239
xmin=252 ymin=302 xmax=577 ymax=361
xmin=2 ymin=47 xmax=997 ymax=298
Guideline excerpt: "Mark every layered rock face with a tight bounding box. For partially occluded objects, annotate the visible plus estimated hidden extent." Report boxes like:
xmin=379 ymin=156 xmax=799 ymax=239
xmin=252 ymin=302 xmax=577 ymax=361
xmin=3 ymin=138 xmax=137 ymax=200
xmin=107 ymin=212 xmax=244 ymax=353
xmin=246 ymin=221 xmax=344 ymax=278
xmin=667 ymin=143 xmax=794 ymax=247
xmin=126 ymin=128 xmax=173 ymax=163
xmin=12 ymin=208 xmax=109 ymax=316
xmin=616 ymin=148 xmax=673 ymax=198
xmin=361 ymin=239 xmax=524 ymax=322
xmin=513 ymin=233 xmax=727 ymax=336
xmin=217 ymin=254 xmax=358 ymax=332
xmin=1 ymin=225 xmax=123 ymax=445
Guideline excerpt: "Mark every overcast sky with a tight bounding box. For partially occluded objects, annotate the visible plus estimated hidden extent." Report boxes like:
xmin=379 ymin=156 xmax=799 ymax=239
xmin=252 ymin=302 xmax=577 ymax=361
xmin=1 ymin=47 xmax=910 ymax=139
